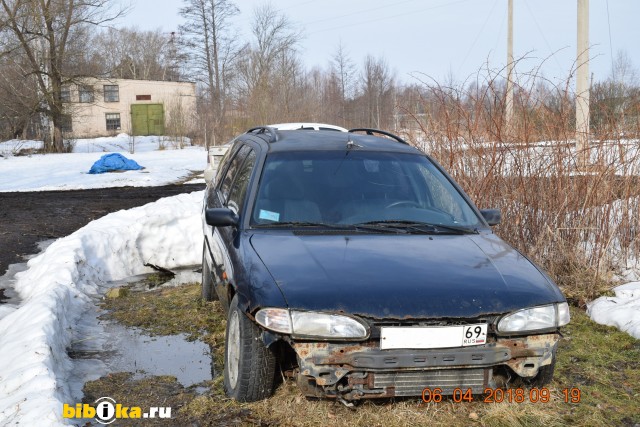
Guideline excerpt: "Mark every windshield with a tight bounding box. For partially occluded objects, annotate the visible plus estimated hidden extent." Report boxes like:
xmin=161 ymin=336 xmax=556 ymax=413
xmin=250 ymin=151 xmax=482 ymax=229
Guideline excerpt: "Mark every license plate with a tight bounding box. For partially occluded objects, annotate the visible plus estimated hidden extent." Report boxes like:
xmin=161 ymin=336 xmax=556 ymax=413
xmin=380 ymin=324 xmax=488 ymax=350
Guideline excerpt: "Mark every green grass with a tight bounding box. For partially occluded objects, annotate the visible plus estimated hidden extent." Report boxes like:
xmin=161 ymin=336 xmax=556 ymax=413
xmin=94 ymin=284 xmax=639 ymax=426
xmin=553 ymin=307 xmax=640 ymax=426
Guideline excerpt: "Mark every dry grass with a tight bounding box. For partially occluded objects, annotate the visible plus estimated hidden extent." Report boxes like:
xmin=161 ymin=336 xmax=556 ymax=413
xmin=95 ymin=284 xmax=639 ymax=426
xmin=400 ymin=68 xmax=640 ymax=302
xmin=181 ymin=305 xmax=639 ymax=427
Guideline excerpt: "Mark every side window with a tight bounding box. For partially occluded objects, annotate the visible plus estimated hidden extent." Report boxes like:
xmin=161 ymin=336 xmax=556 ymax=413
xmin=206 ymin=145 xmax=248 ymax=208
xmin=219 ymin=145 xmax=251 ymax=201
xmin=214 ymin=145 xmax=234 ymax=185
xmin=226 ymin=150 xmax=256 ymax=215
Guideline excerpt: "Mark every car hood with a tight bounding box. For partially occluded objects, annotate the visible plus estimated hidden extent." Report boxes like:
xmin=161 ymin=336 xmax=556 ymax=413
xmin=249 ymin=232 xmax=564 ymax=319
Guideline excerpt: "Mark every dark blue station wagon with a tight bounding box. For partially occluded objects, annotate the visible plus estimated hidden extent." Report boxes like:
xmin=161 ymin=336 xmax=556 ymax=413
xmin=201 ymin=126 xmax=569 ymax=402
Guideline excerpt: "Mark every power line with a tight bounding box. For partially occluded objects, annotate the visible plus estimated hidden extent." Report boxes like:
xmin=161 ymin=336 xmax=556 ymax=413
xmin=606 ymin=0 xmax=615 ymax=79
xmin=523 ymin=0 xmax=564 ymax=74
xmin=303 ymin=0 xmax=424 ymax=26
xmin=493 ymin=2 xmax=508 ymax=59
xmin=457 ymin=0 xmax=499 ymax=75
xmin=307 ymin=0 xmax=473 ymax=36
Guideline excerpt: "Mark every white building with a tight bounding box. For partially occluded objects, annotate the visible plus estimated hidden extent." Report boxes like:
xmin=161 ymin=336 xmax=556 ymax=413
xmin=62 ymin=78 xmax=197 ymax=138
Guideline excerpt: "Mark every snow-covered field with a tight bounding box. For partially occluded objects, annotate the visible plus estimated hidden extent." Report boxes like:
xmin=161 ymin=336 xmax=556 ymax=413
xmin=0 ymin=134 xmax=206 ymax=191
xmin=415 ymin=138 xmax=640 ymax=177
xmin=0 ymin=134 xmax=637 ymax=424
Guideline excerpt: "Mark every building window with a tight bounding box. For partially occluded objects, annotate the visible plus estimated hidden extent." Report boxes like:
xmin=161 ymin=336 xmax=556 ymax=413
xmin=103 ymin=85 xmax=119 ymax=102
xmin=136 ymin=94 xmax=151 ymax=101
xmin=60 ymin=114 xmax=72 ymax=132
xmin=79 ymin=85 xmax=94 ymax=103
xmin=60 ymin=86 xmax=71 ymax=102
xmin=105 ymin=113 xmax=121 ymax=131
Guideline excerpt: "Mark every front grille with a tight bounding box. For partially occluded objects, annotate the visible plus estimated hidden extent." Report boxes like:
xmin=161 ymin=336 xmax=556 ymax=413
xmin=373 ymin=368 xmax=488 ymax=396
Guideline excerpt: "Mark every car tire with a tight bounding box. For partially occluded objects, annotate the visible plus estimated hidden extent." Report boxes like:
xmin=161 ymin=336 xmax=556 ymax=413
xmin=201 ymin=243 xmax=216 ymax=301
xmin=223 ymin=295 xmax=276 ymax=401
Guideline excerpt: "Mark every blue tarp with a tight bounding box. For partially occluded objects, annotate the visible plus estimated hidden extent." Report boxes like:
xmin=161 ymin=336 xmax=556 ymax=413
xmin=88 ymin=153 xmax=144 ymax=174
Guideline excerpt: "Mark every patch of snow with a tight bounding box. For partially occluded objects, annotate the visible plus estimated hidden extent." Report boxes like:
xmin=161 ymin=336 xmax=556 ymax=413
xmin=588 ymin=282 xmax=640 ymax=339
xmin=0 ymin=139 xmax=42 ymax=156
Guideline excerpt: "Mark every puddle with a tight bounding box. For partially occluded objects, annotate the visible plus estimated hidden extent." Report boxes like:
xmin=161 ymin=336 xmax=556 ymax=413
xmin=69 ymin=319 xmax=212 ymax=388
xmin=67 ymin=268 xmax=213 ymax=402
xmin=105 ymin=323 xmax=211 ymax=384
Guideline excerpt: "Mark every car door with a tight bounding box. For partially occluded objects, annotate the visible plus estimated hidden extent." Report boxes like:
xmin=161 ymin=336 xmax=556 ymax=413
xmin=204 ymin=144 xmax=257 ymax=310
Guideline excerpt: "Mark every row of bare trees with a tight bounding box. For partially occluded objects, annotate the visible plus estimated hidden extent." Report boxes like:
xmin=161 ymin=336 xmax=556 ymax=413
xmin=1 ymin=0 xmax=639 ymax=151
xmin=174 ymin=1 xmax=399 ymax=144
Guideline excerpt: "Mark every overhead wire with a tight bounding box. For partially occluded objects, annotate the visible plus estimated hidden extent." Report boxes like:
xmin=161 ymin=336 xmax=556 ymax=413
xmin=306 ymin=0 xmax=473 ymax=36
xmin=523 ymin=0 xmax=564 ymax=74
xmin=303 ymin=0 xmax=425 ymax=26
xmin=493 ymin=2 xmax=508 ymax=60
xmin=457 ymin=0 xmax=499 ymax=76
xmin=606 ymin=0 xmax=615 ymax=79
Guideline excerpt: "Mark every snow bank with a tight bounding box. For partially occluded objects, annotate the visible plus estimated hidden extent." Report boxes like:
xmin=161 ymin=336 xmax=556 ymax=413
xmin=0 ymin=191 xmax=204 ymax=425
xmin=588 ymin=282 xmax=640 ymax=339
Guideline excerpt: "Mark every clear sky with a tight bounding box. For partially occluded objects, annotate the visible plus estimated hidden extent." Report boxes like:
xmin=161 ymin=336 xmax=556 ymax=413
xmin=118 ymin=0 xmax=640 ymax=85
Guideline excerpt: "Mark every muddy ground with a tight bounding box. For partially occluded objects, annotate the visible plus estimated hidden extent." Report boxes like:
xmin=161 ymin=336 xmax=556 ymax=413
xmin=0 ymin=184 xmax=205 ymax=296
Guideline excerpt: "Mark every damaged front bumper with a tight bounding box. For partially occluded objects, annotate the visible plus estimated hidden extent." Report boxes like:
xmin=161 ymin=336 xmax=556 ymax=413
xmin=290 ymin=333 xmax=559 ymax=400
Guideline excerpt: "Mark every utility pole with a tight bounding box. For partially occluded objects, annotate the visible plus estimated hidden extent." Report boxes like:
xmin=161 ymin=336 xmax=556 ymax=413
xmin=505 ymin=0 xmax=514 ymax=133
xmin=576 ymin=0 xmax=590 ymax=168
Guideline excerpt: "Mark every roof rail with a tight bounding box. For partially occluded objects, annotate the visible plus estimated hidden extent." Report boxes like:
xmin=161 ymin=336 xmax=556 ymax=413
xmin=246 ymin=126 xmax=278 ymax=143
xmin=348 ymin=128 xmax=408 ymax=145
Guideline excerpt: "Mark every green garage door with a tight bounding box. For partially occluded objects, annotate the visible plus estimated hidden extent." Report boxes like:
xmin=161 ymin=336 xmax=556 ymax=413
xmin=131 ymin=104 xmax=165 ymax=135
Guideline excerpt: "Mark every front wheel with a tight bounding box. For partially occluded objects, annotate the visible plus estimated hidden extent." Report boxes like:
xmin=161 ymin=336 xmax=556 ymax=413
xmin=223 ymin=295 xmax=276 ymax=401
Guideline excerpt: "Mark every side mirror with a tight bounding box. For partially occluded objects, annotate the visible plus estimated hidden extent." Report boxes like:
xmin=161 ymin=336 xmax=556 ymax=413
xmin=480 ymin=209 xmax=501 ymax=226
xmin=205 ymin=208 xmax=239 ymax=227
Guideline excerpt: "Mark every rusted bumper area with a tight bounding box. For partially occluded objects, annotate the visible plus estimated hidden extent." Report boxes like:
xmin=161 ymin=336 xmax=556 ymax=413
xmin=292 ymin=333 xmax=559 ymax=400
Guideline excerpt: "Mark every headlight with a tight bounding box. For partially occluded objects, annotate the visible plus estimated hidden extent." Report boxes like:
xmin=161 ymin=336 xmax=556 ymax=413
xmin=255 ymin=308 xmax=369 ymax=339
xmin=497 ymin=302 xmax=570 ymax=333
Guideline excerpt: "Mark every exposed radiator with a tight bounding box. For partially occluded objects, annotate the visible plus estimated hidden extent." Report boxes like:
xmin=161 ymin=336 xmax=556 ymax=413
xmin=373 ymin=368 xmax=488 ymax=396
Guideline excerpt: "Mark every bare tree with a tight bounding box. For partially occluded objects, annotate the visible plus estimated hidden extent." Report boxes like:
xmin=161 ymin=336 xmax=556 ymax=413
xmin=236 ymin=3 xmax=302 ymax=124
xmin=331 ymin=41 xmax=356 ymax=101
xmin=91 ymin=27 xmax=182 ymax=81
xmin=591 ymin=51 xmax=640 ymax=136
xmin=0 ymin=0 xmax=125 ymax=152
xmin=359 ymin=54 xmax=395 ymax=128
xmin=179 ymin=0 xmax=241 ymax=143
xmin=330 ymin=41 xmax=357 ymax=125
xmin=0 ymin=50 xmax=40 ymax=139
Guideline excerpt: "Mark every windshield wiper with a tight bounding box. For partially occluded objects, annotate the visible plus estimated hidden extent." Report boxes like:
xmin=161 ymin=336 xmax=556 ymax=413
xmin=254 ymin=221 xmax=406 ymax=234
xmin=254 ymin=221 xmax=348 ymax=229
xmin=355 ymin=220 xmax=479 ymax=235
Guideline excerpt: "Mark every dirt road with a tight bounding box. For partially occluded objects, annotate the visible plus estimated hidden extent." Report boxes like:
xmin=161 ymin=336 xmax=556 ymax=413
xmin=0 ymin=184 xmax=205 ymax=277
